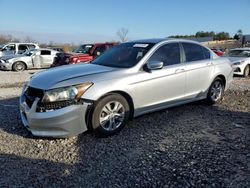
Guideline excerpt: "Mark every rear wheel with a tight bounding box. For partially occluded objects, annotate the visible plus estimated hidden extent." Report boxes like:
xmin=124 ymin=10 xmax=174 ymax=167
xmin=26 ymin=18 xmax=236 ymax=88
xmin=12 ymin=61 xmax=26 ymax=71
xmin=206 ymin=77 xmax=224 ymax=104
xmin=243 ymin=65 xmax=250 ymax=77
xmin=91 ymin=94 xmax=130 ymax=137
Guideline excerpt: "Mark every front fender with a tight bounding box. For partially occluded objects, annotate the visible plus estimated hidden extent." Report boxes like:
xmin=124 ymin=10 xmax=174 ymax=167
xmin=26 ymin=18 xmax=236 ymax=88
xmin=82 ymin=79 xmax=133 ymax=101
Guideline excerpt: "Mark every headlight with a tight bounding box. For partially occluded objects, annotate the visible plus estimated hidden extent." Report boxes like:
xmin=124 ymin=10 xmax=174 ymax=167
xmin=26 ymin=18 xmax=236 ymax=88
xmin=233 ymin=62 xmax=241 ymax=65
xmin=42 ymin=82 xmax=93 ymax=102
xmin=3 ymin=59 xmax=12 ymax=64
xmin=234 ymin=60 xmax=245 ymax=65
xmin=1 ymin=59 xmax=6 ymax=63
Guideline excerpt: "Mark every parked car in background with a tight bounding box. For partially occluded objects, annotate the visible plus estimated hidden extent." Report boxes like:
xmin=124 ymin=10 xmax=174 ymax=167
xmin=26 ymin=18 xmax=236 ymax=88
xmin=0 ymin=43 xmax=39 ymax=57
xmin=211 ymin=48 xmax=225 ymax=56
xmin=226 ymin=48 xmax=250 ymax=77
xmin=242 ymin=35 xmax=250 ymax=47
xmin=51 ymin=42 xmax=117 ymax=67
xmin=0 ymin=48 xmax=58 ymax=71
xmin=20 ymin=39 xmax=233 ymax=138
xmin=47 ymin=47 xmax=64 ymax=53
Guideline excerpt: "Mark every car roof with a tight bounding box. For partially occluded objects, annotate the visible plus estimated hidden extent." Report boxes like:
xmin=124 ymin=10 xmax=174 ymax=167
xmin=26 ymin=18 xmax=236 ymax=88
xmin=7 ymin=43 xmax=39 ymax=45
xmin=128 ymin=38 xmax=202 ymax=44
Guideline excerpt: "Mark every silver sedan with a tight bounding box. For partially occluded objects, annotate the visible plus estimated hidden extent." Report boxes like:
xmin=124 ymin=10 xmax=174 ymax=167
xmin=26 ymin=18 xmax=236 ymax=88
xmin=0 ymin=48 xmax=58 ymax=71
xmin=19 ymin=39 xmax=234 ymax=138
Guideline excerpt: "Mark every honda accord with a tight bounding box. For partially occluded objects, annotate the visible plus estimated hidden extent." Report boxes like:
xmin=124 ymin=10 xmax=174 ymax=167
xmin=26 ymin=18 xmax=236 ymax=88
xmin=19 ymin=39 xmax=233 ymax=137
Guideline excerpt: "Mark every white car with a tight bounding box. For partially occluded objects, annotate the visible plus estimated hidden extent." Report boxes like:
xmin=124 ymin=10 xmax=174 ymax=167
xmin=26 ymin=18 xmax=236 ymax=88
xmin=0 ymin=43 xmax=39 ymax=57
xmin=227 ymin=48 xmax=250 ymax=77
xmin=0 ymin=48 xmax=58 ymax=71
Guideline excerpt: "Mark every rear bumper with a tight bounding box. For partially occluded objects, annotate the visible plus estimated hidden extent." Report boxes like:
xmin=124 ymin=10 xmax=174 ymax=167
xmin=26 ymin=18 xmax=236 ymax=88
xmin=225 ymin=67 xmax=234 ymax=91
xmin=19 ymin=92 xmax=89 ymax=138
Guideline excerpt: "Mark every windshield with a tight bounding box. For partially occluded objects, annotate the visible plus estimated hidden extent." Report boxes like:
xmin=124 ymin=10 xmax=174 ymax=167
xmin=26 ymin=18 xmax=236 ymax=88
xmin=73 ymin=44 xmax=93 ymax=54
xmin=91 ymin=42 xmax=155 ymax=68
xmin=227 ymin=50 xmax=250 ymax=57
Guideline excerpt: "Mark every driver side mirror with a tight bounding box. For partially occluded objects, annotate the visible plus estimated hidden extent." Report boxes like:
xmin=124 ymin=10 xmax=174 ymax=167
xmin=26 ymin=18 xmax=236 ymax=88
xmin=144 ymin=60 xmax=164 ymax=72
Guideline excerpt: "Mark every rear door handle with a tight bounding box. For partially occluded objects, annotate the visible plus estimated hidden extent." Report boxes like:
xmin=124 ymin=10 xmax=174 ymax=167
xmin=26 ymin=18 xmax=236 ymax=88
xmin=207 ymin=62 xmax=213 ymax=66
xmin=175 ymin=68 xmax=185 ymax=73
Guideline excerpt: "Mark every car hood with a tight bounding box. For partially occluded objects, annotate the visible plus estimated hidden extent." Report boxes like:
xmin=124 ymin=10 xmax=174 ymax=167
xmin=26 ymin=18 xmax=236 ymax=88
xmin=227 ymin=56 xmax=249 ymax=63
xmin=29 ymin=63 xmax=115 ymax=90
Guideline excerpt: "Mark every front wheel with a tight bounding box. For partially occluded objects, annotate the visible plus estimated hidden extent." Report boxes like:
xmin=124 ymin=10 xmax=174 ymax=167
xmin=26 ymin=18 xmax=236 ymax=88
xmin=91 ymin=94 xmax=130 ymax=137
xmin=206 ymin=78 xmax=224 ymax=105
xmin=12 ymin=61 xmax=26 ymax=71
xmin=243 ymin=65 xmax=250 ymax=77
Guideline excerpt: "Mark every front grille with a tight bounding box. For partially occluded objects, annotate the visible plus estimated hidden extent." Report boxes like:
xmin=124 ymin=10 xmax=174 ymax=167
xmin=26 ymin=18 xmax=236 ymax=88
xmin=37 ymin=100 xmax=84 ymax=112
xmin=24 ymin=87 xmax=44 ymax=108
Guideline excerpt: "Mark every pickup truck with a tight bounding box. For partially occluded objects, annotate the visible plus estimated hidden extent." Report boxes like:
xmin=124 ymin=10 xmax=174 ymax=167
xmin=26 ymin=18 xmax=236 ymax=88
xmin=51 ymin=42 xmax=117 ymax=67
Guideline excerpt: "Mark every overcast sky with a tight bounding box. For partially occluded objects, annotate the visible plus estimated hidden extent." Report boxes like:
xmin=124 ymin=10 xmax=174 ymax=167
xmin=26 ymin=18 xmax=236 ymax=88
xmin=1 ymin=0 xmax=249 ymax=44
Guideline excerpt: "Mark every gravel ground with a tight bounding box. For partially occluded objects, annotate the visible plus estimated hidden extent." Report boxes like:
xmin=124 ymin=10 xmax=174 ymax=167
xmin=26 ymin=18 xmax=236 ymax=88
xmin=0 ymin=70 xmax=249 ymax=187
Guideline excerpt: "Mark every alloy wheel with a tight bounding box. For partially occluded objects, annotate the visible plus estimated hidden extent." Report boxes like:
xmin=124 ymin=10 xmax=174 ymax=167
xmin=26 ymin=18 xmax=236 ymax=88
xmin=99 ymin=101 xmax=125 ymax=131
xmin=210 ymin=80 xmax=223 ymax=101
xmin=244 ymin=65 xmax=250 ymax=77
xmin=15 ymin=62 xmax=25 ymax=71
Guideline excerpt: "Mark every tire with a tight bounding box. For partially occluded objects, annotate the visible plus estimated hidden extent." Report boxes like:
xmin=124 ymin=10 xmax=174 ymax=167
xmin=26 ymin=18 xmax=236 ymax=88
xmin=206 ymin=77 xmax=225 ymax=105
xmin=12 ymin=61 xmax=26 ymax=71
xmin=91 ymin=94 xmax=130 ymax=137
xmin=243 ymin=65 xmax=250 ymax=77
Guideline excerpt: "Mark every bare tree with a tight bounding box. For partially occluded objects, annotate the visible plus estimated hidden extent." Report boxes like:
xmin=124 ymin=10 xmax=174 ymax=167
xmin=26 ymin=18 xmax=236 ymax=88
xmin=0 ymin=34 xmax=20 ymax=43
xmin=49 ymin=40 xmax=54 ymax=47
xmin=116 ymin=28 xmax=129 ymax=42
xmin=23 ymin=36 xmax=37 ymax=43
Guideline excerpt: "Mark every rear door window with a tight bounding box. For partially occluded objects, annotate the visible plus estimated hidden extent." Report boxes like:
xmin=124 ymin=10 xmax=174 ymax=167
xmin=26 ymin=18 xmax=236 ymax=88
xmin=148 ymin=43 xmax=181 ymax=66
xmin=182 ymin=43 xmax=210 ymax=62
xmin=202 ymin=47 xmax=211 ymax=59
xmin=40 ymin=50 xmax=51 ymax=55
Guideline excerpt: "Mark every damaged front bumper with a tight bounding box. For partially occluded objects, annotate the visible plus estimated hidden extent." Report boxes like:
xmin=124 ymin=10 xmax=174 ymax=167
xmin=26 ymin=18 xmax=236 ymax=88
xmin=0 ymin=60 xmax=12 ymax=70
xmin=19 ymin=91 xmax=91 ymax=138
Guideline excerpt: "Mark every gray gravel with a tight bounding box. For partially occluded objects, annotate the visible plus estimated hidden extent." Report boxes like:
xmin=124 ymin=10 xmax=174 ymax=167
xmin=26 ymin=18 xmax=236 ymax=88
xmin=0 ymin=69 xmax=41 ymax=87
xmin=0 ymin=69 xmax=41 ymax=98
xmin=230 ymin=76 xmax=250 ymax=91
xmin=0 ymin=70 xmax=249 ymax=187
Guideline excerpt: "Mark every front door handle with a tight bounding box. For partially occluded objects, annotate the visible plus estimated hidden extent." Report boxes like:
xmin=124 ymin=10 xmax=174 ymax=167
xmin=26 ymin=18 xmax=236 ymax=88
xmin=175 ymin=68 xmax=185 ymax=73
xmin=207 ymin=62 xmax=213 ymax=66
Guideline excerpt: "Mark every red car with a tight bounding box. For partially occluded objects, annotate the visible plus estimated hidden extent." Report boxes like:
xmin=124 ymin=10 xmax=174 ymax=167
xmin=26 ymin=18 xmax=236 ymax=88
xmin=51 ymin=42 xmax=117 ymax=67
xmin=211 ymin=48 xmax=224 ymax=56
